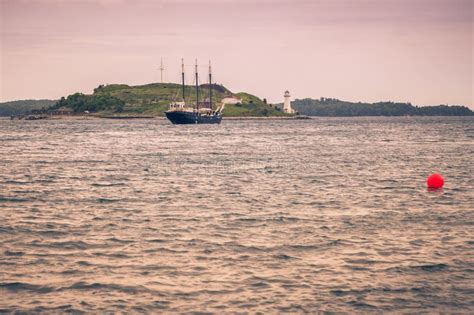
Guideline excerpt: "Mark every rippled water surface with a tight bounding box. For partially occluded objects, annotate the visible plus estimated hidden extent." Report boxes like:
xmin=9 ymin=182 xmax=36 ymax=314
xmin=1 ymin=117 xmax=473 ymax=313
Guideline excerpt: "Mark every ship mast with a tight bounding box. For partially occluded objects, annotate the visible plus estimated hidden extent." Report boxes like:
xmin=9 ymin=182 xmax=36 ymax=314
xmin=209 ymin=60 xmax=212 ymax=109
xmin=181 ymin=58 xmax=185 ymax=103
xmin=195 ymin=59 xmax=199 ymax=110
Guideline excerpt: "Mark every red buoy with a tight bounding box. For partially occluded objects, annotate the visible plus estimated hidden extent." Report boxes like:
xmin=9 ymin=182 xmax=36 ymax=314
xmin=427 ymin=173 xmax=444 ymax=189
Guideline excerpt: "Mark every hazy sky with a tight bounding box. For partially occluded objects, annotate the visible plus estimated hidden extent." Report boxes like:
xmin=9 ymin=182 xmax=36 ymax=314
xmin=1 ymin=0 xmax=472 ymax=107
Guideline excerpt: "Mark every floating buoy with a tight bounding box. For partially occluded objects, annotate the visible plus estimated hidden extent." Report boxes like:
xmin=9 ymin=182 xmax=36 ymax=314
xmin=427 ymin=173 xmax=444 ymax=189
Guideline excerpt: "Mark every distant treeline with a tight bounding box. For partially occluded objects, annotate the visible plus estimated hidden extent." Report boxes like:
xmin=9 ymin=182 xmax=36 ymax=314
xmin=2 ymin=93 xmax=472 ymax=117
xmin=51 ymin=93 xmax=125 ymax=113
xmin=289 ymin=98 xmax=473 ymax=116
xmin=0 ymin=99 xmax=57 ymax=116
xmin=0 ymin=95 xmax=121 ymax=116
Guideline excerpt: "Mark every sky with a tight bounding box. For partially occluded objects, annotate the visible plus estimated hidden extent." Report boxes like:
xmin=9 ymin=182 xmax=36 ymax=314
xmin=0 ymin=0 xmax=472 ymax=107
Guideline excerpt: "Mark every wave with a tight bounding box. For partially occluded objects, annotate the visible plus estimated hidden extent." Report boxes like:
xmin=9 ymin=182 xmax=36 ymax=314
xmin=386 ymin=263 xmax=449 ymax=273
xmin=413 ymin=263 xmax=449 ymax=272
xmin=65 ymin=282 xmax=153 ymax=295
xmin=0 ymin=197 xmax=32 ymax=202
xmin=105 ymin=237 xmax=134 ymax=244
xmin=96 ymin=198 xmax=121 ymax=203
xmin=272 ymin=254 xmax=296 ymax=260
xmin=0 ymin=281 xmax=156 ymax=296
xmin=30 ymin=241 xmax=92 ymax=250
xmin=0 ymin=282 xmax=55 ymax=293
xmin=91 ymin=183 xmax=126 ymax=187
xmin=3 ymin=250 xmax=24 ymax=256
xmin=2 ymin=180 xmax=30 ymax=185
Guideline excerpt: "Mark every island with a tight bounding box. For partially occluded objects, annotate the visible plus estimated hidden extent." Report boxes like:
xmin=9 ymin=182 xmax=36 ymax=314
xmin=1 ymin=84 xmax=472 ymax=117
xmin=50 ymin=83 xmax=286 ymax=118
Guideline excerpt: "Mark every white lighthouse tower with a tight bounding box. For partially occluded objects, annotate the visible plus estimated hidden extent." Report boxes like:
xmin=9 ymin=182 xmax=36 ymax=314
xmin=283 ymin=90 xmax=293 ymax=114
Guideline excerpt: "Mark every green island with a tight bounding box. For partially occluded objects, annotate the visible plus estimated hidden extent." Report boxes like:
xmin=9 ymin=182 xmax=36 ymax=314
xmin=50 ymin=83 xmax=286 ymax=118
xmin=1 ymin=83 xmax=472 ymax=117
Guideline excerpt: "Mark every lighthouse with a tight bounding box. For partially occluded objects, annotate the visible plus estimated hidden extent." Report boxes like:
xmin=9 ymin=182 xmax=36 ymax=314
xmin=283 ymin=90 xmax=293 ymax=114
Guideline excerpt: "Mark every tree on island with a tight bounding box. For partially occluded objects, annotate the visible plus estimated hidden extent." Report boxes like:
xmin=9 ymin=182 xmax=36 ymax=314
xmin=51 ymin=92 xmax=124 ymax=113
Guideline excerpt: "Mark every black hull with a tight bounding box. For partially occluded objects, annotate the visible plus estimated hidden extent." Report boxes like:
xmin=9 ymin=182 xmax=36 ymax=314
xmin=165 ymin=110 xmax=222 ymax=124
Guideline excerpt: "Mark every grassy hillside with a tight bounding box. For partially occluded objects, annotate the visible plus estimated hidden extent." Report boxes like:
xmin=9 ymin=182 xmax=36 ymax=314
xmin=0 ymin=99 xmax=57 ymax=116
xmin=57 ymin=83 xmax=285 ymax=117
xmin=223 ymin=92 xmax=287 ymax=117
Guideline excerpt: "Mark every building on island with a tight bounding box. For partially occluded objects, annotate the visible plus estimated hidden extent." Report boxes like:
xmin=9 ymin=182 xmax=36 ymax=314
xmin=221 ymin=97 xmax=242 ymax=105
xmin=282 ymin=90 xmax=294 ymax=114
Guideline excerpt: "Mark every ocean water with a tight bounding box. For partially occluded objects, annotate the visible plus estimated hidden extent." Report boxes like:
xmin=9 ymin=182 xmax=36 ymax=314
xmin=0 ymin=116 xmax=473 ymax=313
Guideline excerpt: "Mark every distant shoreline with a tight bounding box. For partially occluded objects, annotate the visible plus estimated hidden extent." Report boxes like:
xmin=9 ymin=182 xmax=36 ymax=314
xmin=80 ymin=115 xmax=307 ymax=120
xmin=3 ymin=115 xmax=474 ymax=121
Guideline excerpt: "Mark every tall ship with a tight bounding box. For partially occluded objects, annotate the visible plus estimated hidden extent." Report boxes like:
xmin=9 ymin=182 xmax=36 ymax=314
xmin=165 ymin=59 xmax=223 ymax=124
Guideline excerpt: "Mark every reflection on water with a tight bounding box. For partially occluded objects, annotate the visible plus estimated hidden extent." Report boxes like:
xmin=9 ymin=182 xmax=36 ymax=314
xmin=0 ymin=117 xmax=473 ymax=312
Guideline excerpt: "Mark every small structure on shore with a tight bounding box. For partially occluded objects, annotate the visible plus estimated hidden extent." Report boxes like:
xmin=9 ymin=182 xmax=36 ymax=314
xmin=221 ymin=97 xmax=242 ymax=105
xmin=275 ymin=90 xmax=295 ymax=113
xmin=283 ymin=90 xmax=294 ymax=114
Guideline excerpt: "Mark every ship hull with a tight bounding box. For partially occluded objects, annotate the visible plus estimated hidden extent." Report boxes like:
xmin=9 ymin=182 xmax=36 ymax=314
xmin=165 ymin=110 xmax=222 ymax=124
